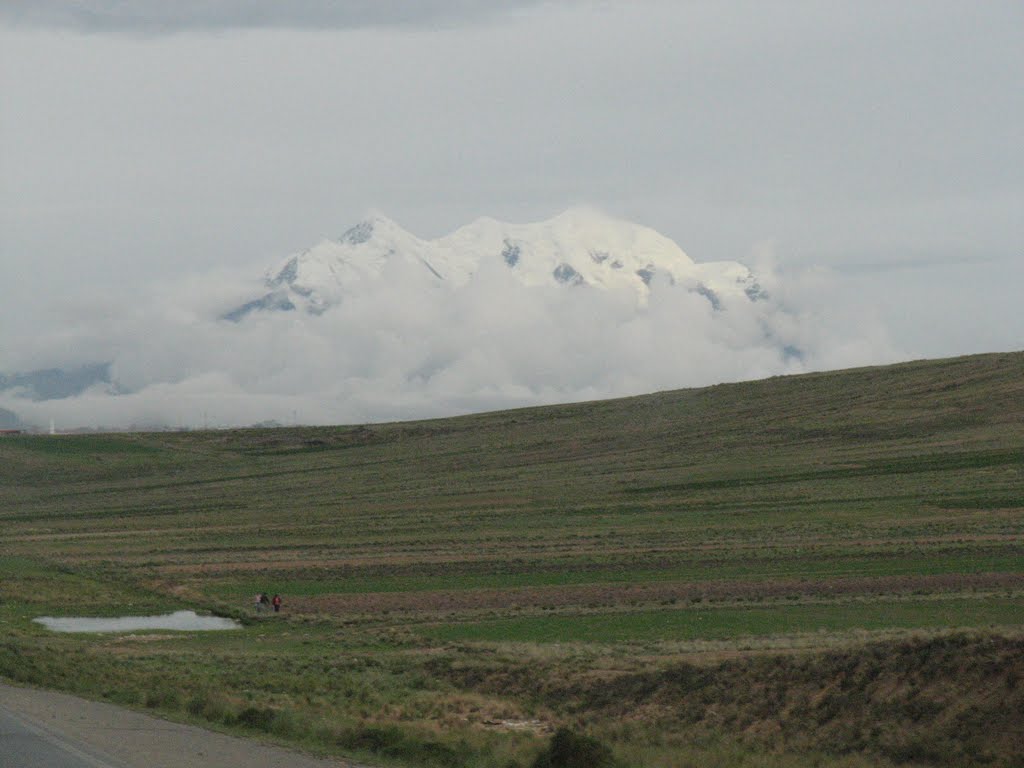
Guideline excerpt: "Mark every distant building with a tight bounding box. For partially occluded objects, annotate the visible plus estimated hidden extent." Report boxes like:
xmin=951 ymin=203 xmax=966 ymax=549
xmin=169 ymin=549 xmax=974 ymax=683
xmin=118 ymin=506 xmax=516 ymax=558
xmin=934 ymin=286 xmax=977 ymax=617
xmin=0 ymin=429 xmax=23 ymax=436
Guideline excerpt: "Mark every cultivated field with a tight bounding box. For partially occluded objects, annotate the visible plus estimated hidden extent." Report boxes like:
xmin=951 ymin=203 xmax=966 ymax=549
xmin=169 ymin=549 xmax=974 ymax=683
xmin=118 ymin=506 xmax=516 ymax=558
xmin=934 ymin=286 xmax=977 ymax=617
xmin=2 ymin=352 xmax=1023 ymax=767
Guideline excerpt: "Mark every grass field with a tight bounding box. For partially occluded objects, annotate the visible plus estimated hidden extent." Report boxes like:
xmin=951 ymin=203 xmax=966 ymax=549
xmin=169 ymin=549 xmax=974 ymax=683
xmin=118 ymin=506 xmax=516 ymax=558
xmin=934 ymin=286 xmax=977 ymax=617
xmin=1 ymin=351 xmax=1023 ymax=767
xmin=425 ymin=597 xmax=1024 ymax=644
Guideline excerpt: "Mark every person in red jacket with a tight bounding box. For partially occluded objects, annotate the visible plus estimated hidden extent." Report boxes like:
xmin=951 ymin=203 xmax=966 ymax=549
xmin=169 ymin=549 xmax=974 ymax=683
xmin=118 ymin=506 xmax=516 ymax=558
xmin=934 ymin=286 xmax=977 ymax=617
xmin=271 ymin=594 xmax=282 ymax=613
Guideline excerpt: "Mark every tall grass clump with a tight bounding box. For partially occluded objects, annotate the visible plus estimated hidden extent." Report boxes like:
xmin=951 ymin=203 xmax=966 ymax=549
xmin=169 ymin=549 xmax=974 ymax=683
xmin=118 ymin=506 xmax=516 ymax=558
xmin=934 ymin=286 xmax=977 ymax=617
xmin=531 ymin=728 xmax=619 ymax=768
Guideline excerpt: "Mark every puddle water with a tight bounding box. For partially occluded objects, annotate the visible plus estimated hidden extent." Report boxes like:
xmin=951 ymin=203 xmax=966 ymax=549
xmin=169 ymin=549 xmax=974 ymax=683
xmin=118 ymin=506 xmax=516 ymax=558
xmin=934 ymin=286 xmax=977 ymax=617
xmin=33 ymin=610 xmax=241 ymax=633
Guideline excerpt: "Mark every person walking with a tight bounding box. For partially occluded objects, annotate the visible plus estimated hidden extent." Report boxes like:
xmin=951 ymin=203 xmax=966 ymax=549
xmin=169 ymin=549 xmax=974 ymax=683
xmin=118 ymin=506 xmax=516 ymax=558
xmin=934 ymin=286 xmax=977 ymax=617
xmin=272 ymin=594 xmax=282 ymax=613
xmin=253 ymin=592 xmax=263 ymax=613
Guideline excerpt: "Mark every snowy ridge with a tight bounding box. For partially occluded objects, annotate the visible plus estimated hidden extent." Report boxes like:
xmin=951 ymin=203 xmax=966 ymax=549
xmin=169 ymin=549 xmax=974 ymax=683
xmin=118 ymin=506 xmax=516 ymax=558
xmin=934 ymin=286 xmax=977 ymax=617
xmin=224 ymin=208 xmax=766 ymax=321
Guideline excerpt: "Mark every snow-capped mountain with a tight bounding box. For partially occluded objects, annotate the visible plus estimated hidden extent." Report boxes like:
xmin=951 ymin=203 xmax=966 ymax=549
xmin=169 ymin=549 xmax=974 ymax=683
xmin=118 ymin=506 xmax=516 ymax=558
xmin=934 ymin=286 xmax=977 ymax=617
xmin=0 ymin=207 xmax=902 ymax=433
xmin=224 ymin=208 xmax=766 ymax=321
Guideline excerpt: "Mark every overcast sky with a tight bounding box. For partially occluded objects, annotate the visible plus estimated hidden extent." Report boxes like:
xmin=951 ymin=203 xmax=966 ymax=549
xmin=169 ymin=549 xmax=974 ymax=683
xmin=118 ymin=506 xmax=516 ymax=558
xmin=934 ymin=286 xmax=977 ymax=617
xmin=1 ymin=1 xmax=1022 ymax=425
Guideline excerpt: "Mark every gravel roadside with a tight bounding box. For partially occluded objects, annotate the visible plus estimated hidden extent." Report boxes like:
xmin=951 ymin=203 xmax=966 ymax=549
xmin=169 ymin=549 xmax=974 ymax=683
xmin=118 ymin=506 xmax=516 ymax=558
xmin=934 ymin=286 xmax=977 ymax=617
xmin=0 ymin=681 xmax=366 ymax=768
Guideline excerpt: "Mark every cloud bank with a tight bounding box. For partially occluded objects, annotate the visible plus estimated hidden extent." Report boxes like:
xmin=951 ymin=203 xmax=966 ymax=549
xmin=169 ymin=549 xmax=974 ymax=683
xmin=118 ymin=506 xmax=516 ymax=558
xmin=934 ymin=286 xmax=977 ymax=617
xmin=1 ymin=249 xmax=900 ymax=430
xmin=0 ymin=0 xmax=549 ymax=34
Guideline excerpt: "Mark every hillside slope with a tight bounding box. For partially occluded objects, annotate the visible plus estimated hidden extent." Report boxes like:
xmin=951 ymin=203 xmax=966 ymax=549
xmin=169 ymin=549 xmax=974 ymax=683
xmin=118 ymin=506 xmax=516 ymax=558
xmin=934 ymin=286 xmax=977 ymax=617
xmin=1 ymin=351 xmax=1022 ymax=768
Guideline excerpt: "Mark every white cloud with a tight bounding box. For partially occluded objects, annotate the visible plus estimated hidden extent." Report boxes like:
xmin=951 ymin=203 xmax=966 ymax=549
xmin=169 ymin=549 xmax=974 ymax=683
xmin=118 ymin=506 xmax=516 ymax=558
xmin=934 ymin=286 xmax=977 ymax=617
xmin=2 ymin=1 xmax=1020 ymax=416
xmin=0 ymin=1 xmax=550 ymax=33
xmin=1 ymin=251 xmax=903 ymax=430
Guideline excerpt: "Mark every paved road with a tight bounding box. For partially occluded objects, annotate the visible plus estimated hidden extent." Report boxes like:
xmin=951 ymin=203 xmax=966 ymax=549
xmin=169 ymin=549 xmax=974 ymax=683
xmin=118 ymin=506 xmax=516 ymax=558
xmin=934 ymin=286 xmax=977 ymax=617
xmin=0 ymin=682 xmax=359 ymax=768
xmin=0 ymin=704 xmax=127 ymax=768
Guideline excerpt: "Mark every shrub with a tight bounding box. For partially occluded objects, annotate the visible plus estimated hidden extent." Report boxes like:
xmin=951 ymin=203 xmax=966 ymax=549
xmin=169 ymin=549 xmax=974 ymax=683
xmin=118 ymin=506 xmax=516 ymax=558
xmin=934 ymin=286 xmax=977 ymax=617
xmin=187 ymin=691 xmax=233 ymax=724
xmin=336 ymin=724 xmax=466 ymax=767
xmin=143 ymin=687 xmax=180 ymax=710
xmin=532 ymin=728 xmax=619 ymax=768
xmin=235 ymin=706 xmax=277 ymax=731
xmin=337 ymin=724 xmax=405 ymax=752
xmin=186 ymin=693 xmax=209 ymax=716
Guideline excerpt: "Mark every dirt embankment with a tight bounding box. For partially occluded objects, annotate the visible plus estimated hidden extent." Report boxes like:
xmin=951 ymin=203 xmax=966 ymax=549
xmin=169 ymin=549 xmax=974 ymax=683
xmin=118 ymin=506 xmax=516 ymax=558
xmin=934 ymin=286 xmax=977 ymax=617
xmin=433 ymin=633 xmax=1024 ymax=768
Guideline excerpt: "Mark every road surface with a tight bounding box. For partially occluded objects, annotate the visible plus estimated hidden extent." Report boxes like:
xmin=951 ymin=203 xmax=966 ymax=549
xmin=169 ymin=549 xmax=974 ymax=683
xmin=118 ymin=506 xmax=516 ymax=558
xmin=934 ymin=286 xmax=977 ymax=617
xmin=0 ymin=682 xmax=360 ymax=768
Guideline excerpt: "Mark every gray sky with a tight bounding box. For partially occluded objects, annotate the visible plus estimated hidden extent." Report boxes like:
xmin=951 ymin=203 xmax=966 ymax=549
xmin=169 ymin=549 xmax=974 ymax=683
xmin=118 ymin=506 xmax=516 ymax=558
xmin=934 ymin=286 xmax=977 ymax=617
xmin=1 ymin=1 xmax=1022 ymax=425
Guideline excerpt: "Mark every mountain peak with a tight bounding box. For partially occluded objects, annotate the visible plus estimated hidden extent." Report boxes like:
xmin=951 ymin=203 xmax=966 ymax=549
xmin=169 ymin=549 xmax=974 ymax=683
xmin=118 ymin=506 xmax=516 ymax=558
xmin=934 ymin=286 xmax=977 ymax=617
xmin=340 ymin=211 xmax=409 ymax=245
xmin=546 ymin=205 xmax=620 ymax=226
xmin=458 ymin=207 xmax=624 ymax=235
xmin=225 ymin=210 xmax=764 ymax=322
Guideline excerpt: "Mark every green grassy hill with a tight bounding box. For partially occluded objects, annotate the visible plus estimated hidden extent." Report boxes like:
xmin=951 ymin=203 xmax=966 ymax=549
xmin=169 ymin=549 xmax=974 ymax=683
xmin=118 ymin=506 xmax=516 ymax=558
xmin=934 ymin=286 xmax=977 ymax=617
xmin=2 ymin=351 xmax=1022 ymax=767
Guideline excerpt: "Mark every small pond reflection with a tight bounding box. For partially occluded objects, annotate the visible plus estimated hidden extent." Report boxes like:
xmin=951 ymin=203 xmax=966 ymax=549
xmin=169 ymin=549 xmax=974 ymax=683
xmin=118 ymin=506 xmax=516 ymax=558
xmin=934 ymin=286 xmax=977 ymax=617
xmin=34 ymin=610 xmax=241 ymax=633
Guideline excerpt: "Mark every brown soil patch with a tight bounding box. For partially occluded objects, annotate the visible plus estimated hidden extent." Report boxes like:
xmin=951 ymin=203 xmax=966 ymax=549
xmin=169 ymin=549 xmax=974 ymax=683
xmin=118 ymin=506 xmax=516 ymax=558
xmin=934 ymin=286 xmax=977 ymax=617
xmin=289 ymin=572 xmax=1024 ymax=617
xmin=141 ymin=534 xmax=1023 ymax=575
xmin=480 ymin=718 xmax=550 ymax=733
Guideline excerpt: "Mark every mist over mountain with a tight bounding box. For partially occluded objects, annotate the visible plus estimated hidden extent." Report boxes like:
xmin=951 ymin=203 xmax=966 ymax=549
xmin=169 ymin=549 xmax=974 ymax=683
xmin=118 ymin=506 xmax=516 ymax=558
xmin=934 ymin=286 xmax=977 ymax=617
xmin=0 ymin=210 xmax=898 ymax=430
xmin=0 ymin=407 xmax=20 ymax=429
xmin=0 ymin=363 xmax=112 ymax=401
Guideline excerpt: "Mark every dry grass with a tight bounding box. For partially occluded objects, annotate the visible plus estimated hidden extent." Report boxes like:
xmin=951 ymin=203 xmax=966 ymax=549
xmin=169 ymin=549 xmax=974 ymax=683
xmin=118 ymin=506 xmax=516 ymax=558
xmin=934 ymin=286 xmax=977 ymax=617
xmin=1 ymin=351 xmax=1023 ymax=766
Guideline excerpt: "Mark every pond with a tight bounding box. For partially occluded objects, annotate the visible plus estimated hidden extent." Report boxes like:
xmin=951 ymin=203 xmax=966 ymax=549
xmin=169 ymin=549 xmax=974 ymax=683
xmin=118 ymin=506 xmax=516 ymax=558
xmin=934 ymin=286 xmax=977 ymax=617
xmin=33 ymin=610 xmax=241 ymax=633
